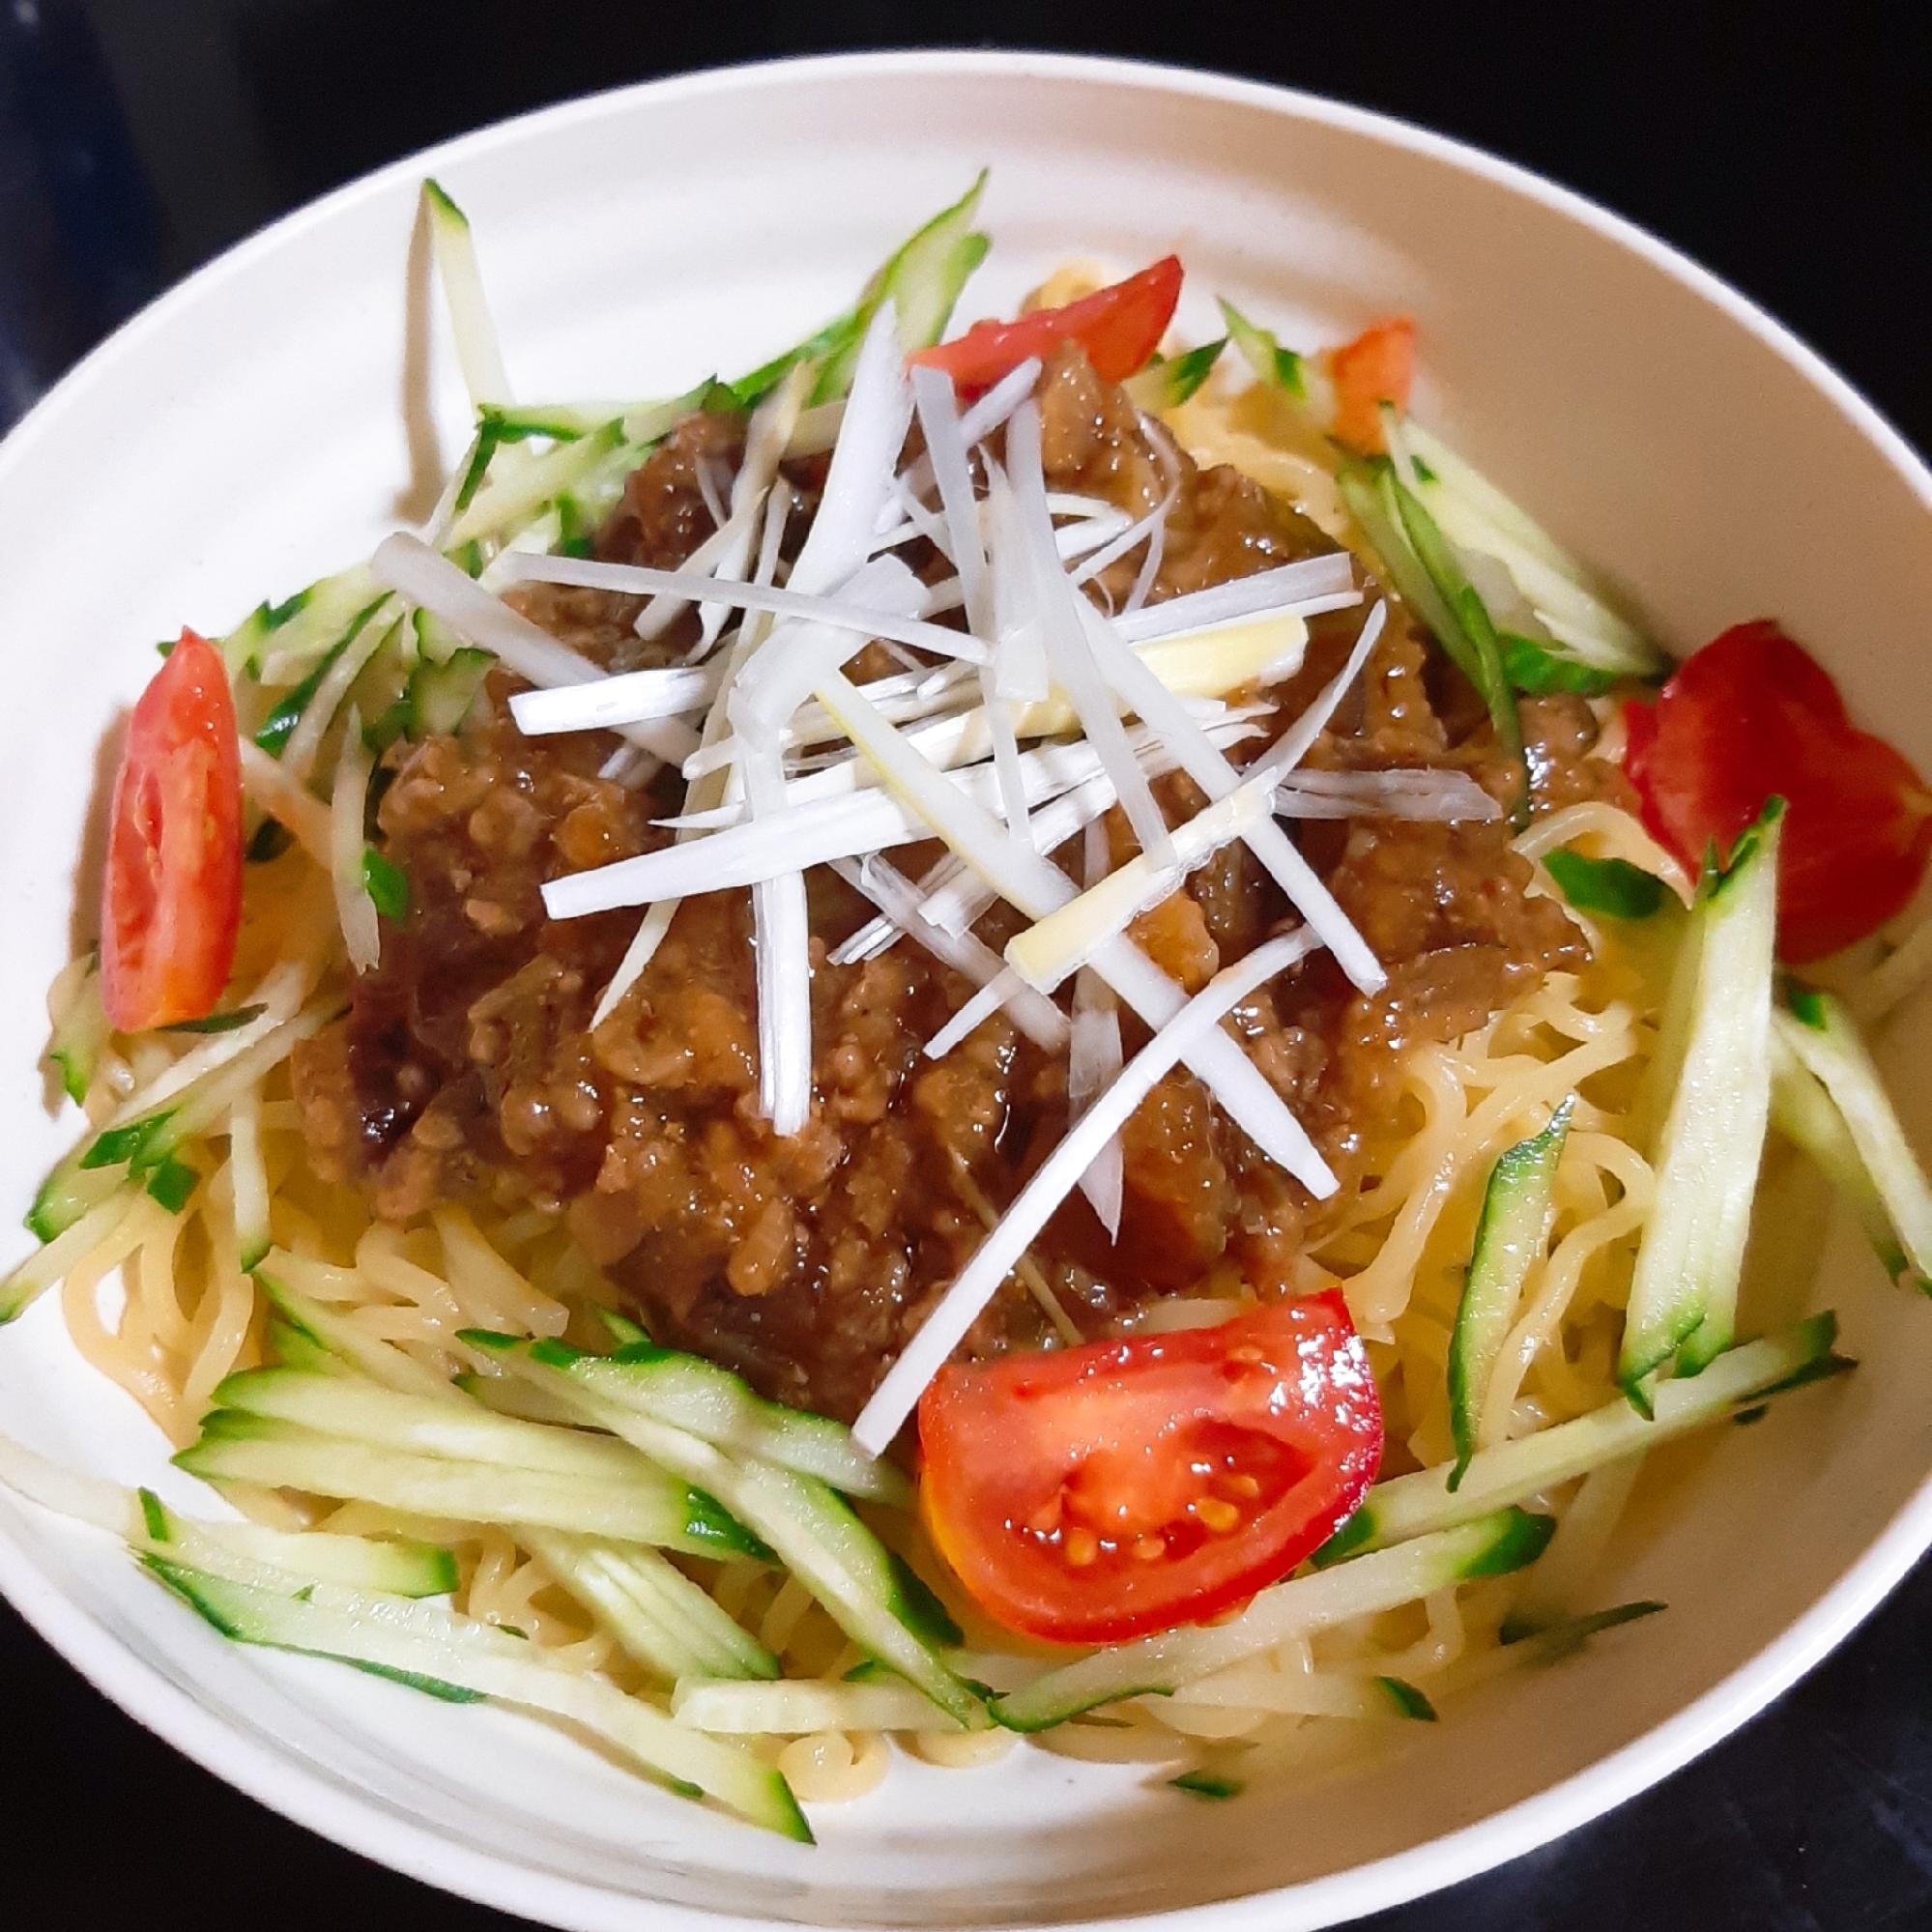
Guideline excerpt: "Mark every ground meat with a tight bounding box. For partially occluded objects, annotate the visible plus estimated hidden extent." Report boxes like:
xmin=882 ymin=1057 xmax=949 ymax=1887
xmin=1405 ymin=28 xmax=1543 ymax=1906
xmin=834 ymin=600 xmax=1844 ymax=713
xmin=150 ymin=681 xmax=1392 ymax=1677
xmin=294 ymin=350 xmax=1619 ymax=1424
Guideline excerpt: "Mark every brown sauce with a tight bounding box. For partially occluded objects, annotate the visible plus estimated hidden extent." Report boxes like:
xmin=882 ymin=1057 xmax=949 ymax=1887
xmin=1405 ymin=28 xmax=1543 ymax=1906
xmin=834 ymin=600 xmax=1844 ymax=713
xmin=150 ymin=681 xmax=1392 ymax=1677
xmin=293 ymin=344 xmax=1616 ymax=1424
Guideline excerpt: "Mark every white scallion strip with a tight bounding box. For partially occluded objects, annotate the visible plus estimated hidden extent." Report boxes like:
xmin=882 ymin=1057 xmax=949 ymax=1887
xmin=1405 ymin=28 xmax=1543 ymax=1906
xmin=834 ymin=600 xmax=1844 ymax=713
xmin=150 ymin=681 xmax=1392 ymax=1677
xmin=789 ymin=303 xmax=913 ymax=600
xmin=509 ymin=663 xmax=722 ymax=735
xmin=330 ymin=706 xmax=380 ymax=975
xmin=370 ymin=534 xmax=697 ymax=764
xmin=587 ymin=494 xmax=794 ymax=1029
xmin=499 ymin=552 xmax=983 ymax=668
xmin=1074 ymin=595 xmax=1385 ymax=993
xmin=239 ymin=742 xmax=332 ymax=866
xmin=921 ymin=974 xmax=1027 ymax=1061
xmin=697 ymin=365 xmax=811 ymax=648
xmin=1111 ymin=553 xmax=1359 ymax=645
xmin=1071 ymin=818 xmax=1125 ymax=1238
xmin=852 ymin=930 xmax=1315 ymax=1456
xmin=1007 ymin=783 xmax=1274 ymax=994
xmin=1004 ymin=409 xmax=1170 ymax=860
xmin=1275 ymin=767 xmax=1502 ymax=822
xmin=809 ymin=671 xmax=1332 ymax=1197
xmin=281 ymin=601 xmax=401 ymax=785
xmin=832 ymin=856 xmax=1068 ymax=1053
xmin=229 ymin=1083 xmax=272 ymax=1272
xmin=986 ymin=463 xmax=1051 ymax=706
xmin=631 ymin=491 xmax=767 ymax=645
xmin=422 ymin=181 xmax=509 ymax=408
xmin=742 ymin=740 xmax=814 ymax=1139
xmin=957 ymin=355 xmax=1043 ymax=444
xmin=1254 ymin=599 xmax=1389 ymax=779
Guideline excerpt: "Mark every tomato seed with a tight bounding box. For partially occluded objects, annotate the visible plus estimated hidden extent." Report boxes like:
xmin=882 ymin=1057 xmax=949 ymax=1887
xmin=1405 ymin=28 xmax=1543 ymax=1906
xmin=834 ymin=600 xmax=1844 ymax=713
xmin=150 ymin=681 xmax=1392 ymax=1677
xmin=1132 ymin=1536 xmax=1167 ymax=1563
xmin=1195 ymin=1497 xmax=1241 ymax=1533
xmin=1064 ymin=1528 xmax=1100 ymax=1567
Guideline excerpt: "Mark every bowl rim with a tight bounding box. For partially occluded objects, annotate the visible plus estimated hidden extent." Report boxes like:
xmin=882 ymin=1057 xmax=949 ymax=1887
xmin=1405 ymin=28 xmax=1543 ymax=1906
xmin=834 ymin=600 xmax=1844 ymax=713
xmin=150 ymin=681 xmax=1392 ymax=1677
xmin=3 ymin=43 xmax=1931 ymax=1932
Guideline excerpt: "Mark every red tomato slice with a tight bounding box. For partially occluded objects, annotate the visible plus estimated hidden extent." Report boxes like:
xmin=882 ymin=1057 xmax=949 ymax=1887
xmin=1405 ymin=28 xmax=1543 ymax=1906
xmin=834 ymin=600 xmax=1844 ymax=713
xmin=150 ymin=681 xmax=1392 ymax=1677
xmin=1624 ymin=620 xmax=1932 ymax=964
xmin=916 ymin=1291 xmax=1381 ymax=1645
xmin=911 ymin=256 xmax=1183 ymax=393
xmin=1325 ymin=318 xmax=1415 ymax=455
xmin=101 ymin=629 xmax=245 ymax=1032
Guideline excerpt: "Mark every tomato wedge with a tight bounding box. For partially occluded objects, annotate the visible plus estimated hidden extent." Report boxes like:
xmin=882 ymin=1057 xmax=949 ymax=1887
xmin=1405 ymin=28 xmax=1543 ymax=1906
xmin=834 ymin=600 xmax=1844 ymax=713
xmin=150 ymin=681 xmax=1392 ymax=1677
xmin=1625 ymin=620 xmax=1932 ymax=963
xmin=1325 ymin=318 xmax=1415 ymax=455
xmin=911 ymin=256 xmax=1183 ymax=393
xmin=916 ymin=1292 xmax=1381 ymax=1645
xmin=101 ymin=628 xmax=244 ymax=1032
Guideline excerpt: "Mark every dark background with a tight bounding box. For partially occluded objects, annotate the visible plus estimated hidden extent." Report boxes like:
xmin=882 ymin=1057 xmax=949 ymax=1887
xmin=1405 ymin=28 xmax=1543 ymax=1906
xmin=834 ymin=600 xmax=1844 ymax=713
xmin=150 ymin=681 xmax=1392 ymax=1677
xmin=4 ymin=2 xmax=1932 ymax=1926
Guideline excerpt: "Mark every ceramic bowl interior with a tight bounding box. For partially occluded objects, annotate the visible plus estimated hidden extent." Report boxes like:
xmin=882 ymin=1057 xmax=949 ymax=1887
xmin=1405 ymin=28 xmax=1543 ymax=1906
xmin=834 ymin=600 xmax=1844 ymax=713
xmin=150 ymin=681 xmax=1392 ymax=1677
xmin=2 ymin=49 xmax=1930 ymax=1932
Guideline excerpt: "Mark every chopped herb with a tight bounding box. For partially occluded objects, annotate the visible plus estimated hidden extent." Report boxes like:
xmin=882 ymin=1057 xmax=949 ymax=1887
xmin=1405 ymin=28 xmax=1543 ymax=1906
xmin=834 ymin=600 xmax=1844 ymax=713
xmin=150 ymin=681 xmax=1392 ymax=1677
xmin=1377 ymin=1676 xmax=1439 ymax=1721
xmin=361 ymin=849 xmax=411 ymax=922
xmin=161 ymin=1004 xmax=267 ymax=1036
xmin=1544 ymin=850 xmax=1666 ymax=921
xmin=1170 ymin=1771 xmax=1244 ymax=1800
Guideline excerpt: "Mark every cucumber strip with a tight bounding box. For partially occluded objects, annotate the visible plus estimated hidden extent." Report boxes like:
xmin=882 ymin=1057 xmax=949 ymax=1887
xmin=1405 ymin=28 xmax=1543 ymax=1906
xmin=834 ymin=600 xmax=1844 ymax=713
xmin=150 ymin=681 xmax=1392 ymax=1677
xmin=137 ymin=1490 xmax=457 ymax=1598
xmin=673 ymin=1676 xmax=960 ymax=1735
xmin=146 ymin=1561 xmax=808 ymax=1839
xmin=422 ymin=180 xmax=510 ymax=409
xmin=1122 ymin=339 xmax=1227 ymax=413
xmin=1318 ymin=1314 xmax=1843 ymax=1561
xmin=405 ymin=647 xmax=493 ymax=738
xmin=35 ymin=995 xmax=333 ymax=1242
xmin=1 ymin=1186 xmax=139 ymax=1324
xmin=228 ymin=1085 xmax=272 ymax=1273
xmin=1449 ymin=1098 xmax=1573 ymax=1486
xmin=1495 ymin=1454 xmax=1644 ymax=1640
xmin=1338 ymin=458 xmax=1527 ymax=824
xmin=1619 ymin=805 xmax=1781 ymax=1399
xmin=1774 ymin=988 xmax=1932 ymax=1284
xmin=225 ymin=564 xmax=381 ymax=680
xmin=0 ymin=1432 xmax=456 ymax=1595
xmin=457 ymin=1370 xmax=586 ymax=1427
xmin=211 ymin=1369 xmax=718 ymax=1487
xmin=445 ymin=419 xmax=635 ymax=552
xmin=266 ymin=1316 xmax=354 ymax=1377
xmin=1217 ymin=299 xmax=1305 ymax=395
xmin=44 ymin=958 xmax=107 ymax=1107
xmin=479 ymin=1344 xmax=982 ymax=1726
xmin=1399 ymin=423 xmax=1665 ymax=680
xmin=532 ymin=1338 xmax=912 ymax=1507
xmin=175 ymin=1416 xmax=764 ymax=1563
xmin=521 ymin=1528 xmax=777 ymax=1684
xmin=1768 ymin=1029 xmax=1917 ymax=1284
xmin=255 ymin=1272 xmax=463 ymax=1399
xmin=253 ymin=596 xmax=389 ymax=756
xmin=1497 ymin=634 xmax=1622 ymax=699
xmin=994 ymin=1510 xmax=1554 ymax=1732
xmin=737 ymin=173 xmax=990 ymax=408
xmin=278 ymin=602 xmax=403 ymax=780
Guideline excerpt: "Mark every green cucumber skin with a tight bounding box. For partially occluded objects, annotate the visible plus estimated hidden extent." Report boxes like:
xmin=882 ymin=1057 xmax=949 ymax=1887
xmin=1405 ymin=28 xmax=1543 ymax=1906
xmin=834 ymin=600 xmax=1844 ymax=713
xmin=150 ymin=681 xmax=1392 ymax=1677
xmin=1448 ymin=1099 xmax=1573 ymax=1488
xmin=1774 ymin=989 xmax=1932 ymax=1284
xmin=1619 ymin=804 xmax=1781 ymax=1401
xmin=1317 ymin=1316 xmax=1839 ymax=1564
xmin=993 ymin=1510 xmax=1551 ymax=1733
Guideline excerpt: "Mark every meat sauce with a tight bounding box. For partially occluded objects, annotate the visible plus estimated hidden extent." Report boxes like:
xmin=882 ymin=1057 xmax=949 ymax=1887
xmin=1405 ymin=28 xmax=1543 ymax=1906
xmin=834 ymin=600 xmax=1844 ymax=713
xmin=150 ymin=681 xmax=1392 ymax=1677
xmin=293 ymin=343 xmax=1618 ymax=1423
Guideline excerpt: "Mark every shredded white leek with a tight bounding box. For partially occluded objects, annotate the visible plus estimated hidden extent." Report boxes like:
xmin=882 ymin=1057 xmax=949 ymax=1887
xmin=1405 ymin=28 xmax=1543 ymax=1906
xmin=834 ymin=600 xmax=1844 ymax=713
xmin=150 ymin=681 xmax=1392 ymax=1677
xmin=329 ymin=707 xmax=381 ymax=975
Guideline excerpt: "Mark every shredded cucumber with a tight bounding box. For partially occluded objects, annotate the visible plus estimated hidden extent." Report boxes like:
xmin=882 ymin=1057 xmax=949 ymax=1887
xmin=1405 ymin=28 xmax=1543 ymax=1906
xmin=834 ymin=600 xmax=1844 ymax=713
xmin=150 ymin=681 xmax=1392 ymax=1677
xmin=147 ymin=1561 xmax=809 ymax=1838
xmin=1318 ymin=1315 xmax=1844 ymax=1561
xmin=674 ymin=1676 xmax=960 ymax=1735
xmin=472 ymin=1339 xmax=982 ymax=1727
xmin=1449 ymin=1099 xmax=1573 ymax=1486
xmin=1774 ymin=987 xmax=1932 ymax=1288
xmin=1619 ymin=805 xmax=1780 ymax=1399
xmin=994 ymin=1510 xmax=1553 ymax=1731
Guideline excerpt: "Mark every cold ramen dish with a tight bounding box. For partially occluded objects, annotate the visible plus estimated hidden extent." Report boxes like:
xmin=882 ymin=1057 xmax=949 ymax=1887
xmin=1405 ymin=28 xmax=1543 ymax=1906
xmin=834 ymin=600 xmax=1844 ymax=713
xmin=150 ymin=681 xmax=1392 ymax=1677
xmin=4 ymin=173 xmax=1932 ymax=1839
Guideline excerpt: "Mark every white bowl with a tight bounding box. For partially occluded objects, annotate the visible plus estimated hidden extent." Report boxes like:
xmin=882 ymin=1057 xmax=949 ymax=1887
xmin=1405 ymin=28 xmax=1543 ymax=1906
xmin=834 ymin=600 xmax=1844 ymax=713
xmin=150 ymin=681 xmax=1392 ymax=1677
xmin=3 ymin=47 xmax=1932 ymax=1932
